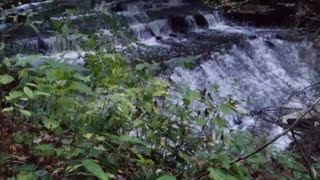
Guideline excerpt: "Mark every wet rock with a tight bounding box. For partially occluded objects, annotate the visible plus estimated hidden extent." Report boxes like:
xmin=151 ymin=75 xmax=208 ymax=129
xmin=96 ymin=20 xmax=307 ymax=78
xmin=282 ymin=110 xmax=320 ymax=130
xmin=265 ymin=40 xmax=275 ymax=48
xmin=194 ymin=14 xmax=208 ymax=28
xmin=169 ymin=33 xmax=177 ymax=37
xmin=225 ymin=4 xmax=295 ymax=27
xmin=275 ymin=34 xmax=285 ymax=40
xmin=247 ymin=35 xmax=257 ymax=40
xmin=169 ymin=15 xmax=189 ymax=33
xmin=110 ymin=2 xmax=127 ymax=12
xmin=38 ymin=38 xmax=48 ymax=53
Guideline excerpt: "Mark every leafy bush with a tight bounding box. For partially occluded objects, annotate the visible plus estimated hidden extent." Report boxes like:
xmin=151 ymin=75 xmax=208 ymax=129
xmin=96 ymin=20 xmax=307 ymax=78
xmin=0 ymin=52 xmax=315 ymax=179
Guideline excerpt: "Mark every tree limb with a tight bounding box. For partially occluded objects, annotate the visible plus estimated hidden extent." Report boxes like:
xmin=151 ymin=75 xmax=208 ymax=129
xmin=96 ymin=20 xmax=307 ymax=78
xmin=231 ymin=97 xmax=320 ymax=165
xmin=290 ymin=130 xmax=315 ymax=179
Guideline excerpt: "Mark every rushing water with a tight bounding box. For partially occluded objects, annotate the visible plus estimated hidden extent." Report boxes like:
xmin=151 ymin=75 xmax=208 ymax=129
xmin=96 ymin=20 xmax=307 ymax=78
xmin=111 ymin=0 xmax=320 ymax=149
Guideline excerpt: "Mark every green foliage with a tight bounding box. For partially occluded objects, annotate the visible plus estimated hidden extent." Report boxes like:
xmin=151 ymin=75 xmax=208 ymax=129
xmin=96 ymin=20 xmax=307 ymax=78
xmin=0 ymin=52 xmax=316 ymax=179
xmin=81 ymin=159 xmax=113 ymax=180
xmin=156 ymin=175 xmax=176 ymax=180
xmin=0 ymin=74 xmax=14 ymax=85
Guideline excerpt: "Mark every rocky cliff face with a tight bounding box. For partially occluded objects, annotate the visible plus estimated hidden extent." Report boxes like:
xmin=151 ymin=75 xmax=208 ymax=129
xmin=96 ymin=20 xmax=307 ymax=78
xmin=221 ymin=0 xmax=320 ymax=28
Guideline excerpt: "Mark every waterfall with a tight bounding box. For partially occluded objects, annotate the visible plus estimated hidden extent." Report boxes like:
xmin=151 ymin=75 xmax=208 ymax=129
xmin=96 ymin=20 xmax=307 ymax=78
xmin=169 ymin=37 xmax=318 ymax=149
xmin=24 ymin=36 xmax=79 ymax=54
xmin=202 ymin=11 xmax=225 ymax=29
xmin=116 ymin=1 xmax=229 ymax=45
xmin=170 ymin=37 xmax=317 ymax=139
xmin=117 ymin=1 xmax=175 ymax=45
xmin=186 ymin=15 xmax=200 ymax=32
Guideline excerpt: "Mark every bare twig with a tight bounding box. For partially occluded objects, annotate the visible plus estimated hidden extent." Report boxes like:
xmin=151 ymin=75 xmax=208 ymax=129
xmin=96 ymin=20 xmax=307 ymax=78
xmin=290 ymin=130 xmax=315 ymax=179
xmin=231 ymin=97 xmax=320 ymax=165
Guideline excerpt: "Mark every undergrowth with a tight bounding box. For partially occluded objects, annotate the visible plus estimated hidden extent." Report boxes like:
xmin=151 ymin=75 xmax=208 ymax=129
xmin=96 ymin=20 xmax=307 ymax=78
xmin=0 ymin=51 xmax=317 ymax=179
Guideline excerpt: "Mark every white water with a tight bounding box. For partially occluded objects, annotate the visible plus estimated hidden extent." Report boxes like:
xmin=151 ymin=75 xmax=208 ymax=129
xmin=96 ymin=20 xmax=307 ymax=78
xmin=115 ymin=0 xmax=242 ymax=45
xmin=107 ymin=2 xmax=320 ymax=149
xmin=23 ymin=36 xmax=79 ymax=54
xmin=170 ymin=37 xmax=318 ymax=149
xmin=186 ymin=15 xmax=201 ymax=32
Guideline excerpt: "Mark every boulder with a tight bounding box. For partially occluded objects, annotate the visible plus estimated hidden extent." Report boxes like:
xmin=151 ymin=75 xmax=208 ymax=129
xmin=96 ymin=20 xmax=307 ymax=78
xmin=282 ymin=110 xmax=320 ymax=129
xmin=110 ymin=2 xmax=127 ymax=12
xmin=168 ymin=15 xmax=189 ymax=33
xmin=194 ymin=14 xmax=208 ymax=28
xmin=224 ymin=4 xmax=295 ymax=27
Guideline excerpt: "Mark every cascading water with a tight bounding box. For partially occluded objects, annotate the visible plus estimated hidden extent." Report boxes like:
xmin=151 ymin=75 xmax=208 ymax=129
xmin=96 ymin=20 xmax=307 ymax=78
xmin=168 ymin=34 xmax=318 ymax=149
xmin=113 ymin=0 xmax=231 ymax=45
xmin=111 ymin=0 xmax=320 ymax=149
xmin=203 ymin=12 xmax=225 ymax=29
xmin=23 ymin=36 xmax=79 ymax=54
xmin=186 ymin=15 xmax=201 ymax=32
xmin=171 ymin=37 xmax=317 ymax=111
xmin=116 ymin=2 xmax=175 ymax=45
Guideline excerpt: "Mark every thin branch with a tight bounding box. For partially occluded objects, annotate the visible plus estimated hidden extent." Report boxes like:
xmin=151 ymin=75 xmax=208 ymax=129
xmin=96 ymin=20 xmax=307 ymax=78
xmin=291 ymin=130 xmax=315 ymax=179
xmin=231 ymin=97 xmax=320 ymax=165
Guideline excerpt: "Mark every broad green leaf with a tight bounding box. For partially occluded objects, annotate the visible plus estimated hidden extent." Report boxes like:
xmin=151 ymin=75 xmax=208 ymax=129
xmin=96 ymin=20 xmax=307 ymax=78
xmin=54 ymin=69 xmax=64 ymax=80
xmin=45 ymin=70 xmax=56 ymax=83
xmin=0 ymin=74 xmax=14 ymax=85
xmin=220 ymin=103 xmax=231 ymax=114
xmin=208 ymin=168 xmax=237 ymax=180
xmin=66 ymin=164 xmax=83 ymax=173
xmin=135 ymin=64 xmax=145 ymax=71
xmin=17 ymin=171 xmax=36 ymax=180
xmin=84 ymin=133 xmax=94 ymax=139
xmin=19 ymin=69 xmax=28 ymax=79
xmin=43 ymin=118 xmax=60 ymax=130
xmin=156 ymin=175 xmax=176 ymax=180
xmin=19 ymin=109 xmax=32 ymax=117
xmin=33 ymin=144 xmax=55 ymax=153
xmin=6 ymin=91 xmax=24 ymax=101
xmin=61 ymin=24 xmax=70 ymax=35
xmin=34 ymin=91 xmax=51 ymax=97
xmin=69 ymin=82 xmax=93 ymax=95
xmin=23 ymin=87 xmax=34 ymax=98
xmin=2 ymin=107 xmax=14 ymax=112
xmin=73 ymin=73 xmax=90 ymax=82
xmin=188 ymin=90 xmax=200 ymax=101
xmin=81 ymin=159 xmax=111 ymax=180
xmin=26 ymin=83 xmax=37 ymax=87
xmin=118 ymin=136 xmax=145 ymax=145
xmin=65 ymin=9 xmax=74 ymax=15
xmin=183 ymin=98 xmax=191 ymax=106
xmin=196 ymin=118 xmax=207 ymax=127
xmin=213 ymin=115 xmax=225 ymax=128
